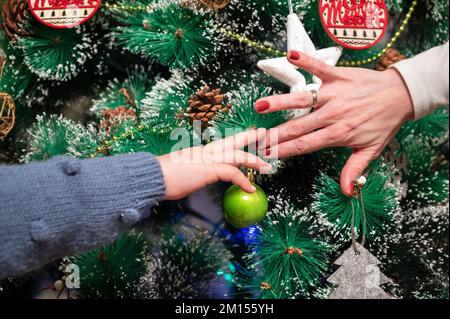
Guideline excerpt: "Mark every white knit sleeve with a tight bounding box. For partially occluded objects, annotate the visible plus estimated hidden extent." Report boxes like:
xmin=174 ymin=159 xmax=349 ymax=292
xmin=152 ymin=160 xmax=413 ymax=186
xmin=391 ymin=42 xmax=449 ymax=119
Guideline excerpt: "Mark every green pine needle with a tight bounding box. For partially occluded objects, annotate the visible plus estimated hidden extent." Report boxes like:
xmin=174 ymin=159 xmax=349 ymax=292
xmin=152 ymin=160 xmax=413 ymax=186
xmin=107 ymin=119 xmax=187 ymax=156
xmin=113 ymin=3 xmax=215 ymax=68
xmin=384 ymin=0 xmax=405 ymax=11
xmin=70 ymin=232 xmax=149 ymax=299
xmin=402 ymin=135 xmax=449 ymax=206
xmin=17 ymin=24 xmax=94 ymax=81
xmin=212 ymin=82 xmax=289 ymax=134
xmin=91 ymin=66 xmax=157 ymax=118
xmin=312 ymin=161 xmax=398 ymax=240
xmin=372 ymin=203 xmax=449 ymax=299
xmin=108 ymin=0 xmax=156 ymax=25
xmin=140 ymin=70 xmax=193 ymax=129
xmin=397 ymin=106 xmax=449 ymax=146
xmin=237 ymin=201 xmax=330 ymax=299
xmin=0 ymin=60 xmax=31 ymax=98
xmin=402 ymin=0 xmax=449 ymax=54
xmin=25 ymin=114 xmax=98 ymax=162
xmin=249 ymin=0 xmax=304 ymax=17
xmin=141 ymin=226 xmax=232 ymax=299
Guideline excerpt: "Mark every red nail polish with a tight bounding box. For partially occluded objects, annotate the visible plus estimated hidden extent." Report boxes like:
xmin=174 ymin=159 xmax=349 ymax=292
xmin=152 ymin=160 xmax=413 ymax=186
xmin=255 ymin=100 xmax=270 ymax=112
xmin=289 ymin=50 xmax=300 ymax=60
xmin=349 ymin=183 xmax=355 ymax=196
xmin=266 ymin=148 xmax=271 ymax=156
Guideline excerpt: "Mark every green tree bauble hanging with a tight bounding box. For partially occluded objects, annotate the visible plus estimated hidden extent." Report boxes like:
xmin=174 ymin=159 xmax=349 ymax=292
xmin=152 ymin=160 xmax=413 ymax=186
xmin=223 ymin=183 xmax=268 ymax=228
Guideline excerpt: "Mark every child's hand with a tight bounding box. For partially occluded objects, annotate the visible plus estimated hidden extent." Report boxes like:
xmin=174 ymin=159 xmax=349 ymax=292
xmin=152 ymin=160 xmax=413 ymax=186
xmin=157 ymin=128 xmax=271 ymax=200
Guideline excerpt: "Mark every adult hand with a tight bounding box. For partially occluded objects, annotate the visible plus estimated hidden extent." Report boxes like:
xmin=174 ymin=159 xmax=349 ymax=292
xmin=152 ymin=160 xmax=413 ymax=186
xmin=157 ymin=128 xmax=271 ymax=200
xmin=255 ymin=50 xmax=414 ymax=196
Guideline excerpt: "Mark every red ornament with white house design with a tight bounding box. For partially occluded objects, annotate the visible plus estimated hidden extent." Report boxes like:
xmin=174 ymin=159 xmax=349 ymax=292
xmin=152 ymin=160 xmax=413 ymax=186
xmin=28 ymin=0 xmax=101 ymax=28
xmin=319 ymin=0 xmax=388 ymax=50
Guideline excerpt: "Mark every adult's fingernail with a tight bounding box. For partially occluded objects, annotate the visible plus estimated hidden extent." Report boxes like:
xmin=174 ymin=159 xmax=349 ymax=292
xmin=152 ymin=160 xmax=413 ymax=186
xmin=349 ymin=182 xmax=355 ymax=196
xmin=289 ymin=50 xmax=300 ymax=60
xmin=255 ymin=100 xmax=270 ymax=112
xmin=266 ymin=148 xmax=271 ymax=156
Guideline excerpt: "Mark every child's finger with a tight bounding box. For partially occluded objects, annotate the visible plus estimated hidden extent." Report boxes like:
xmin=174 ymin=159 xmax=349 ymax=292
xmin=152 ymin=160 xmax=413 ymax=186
xmin=214 ymin=165 xmax=256 ymax=193
xmin=261 ymin=109 xmax=327 ymax=148
xmin=267 ymin=125 xmax=337 ymax=158
xmin=226 ymin=150 xmax=272 ymax=173
xmin=212 ymin=128 xmax=267 ymax=151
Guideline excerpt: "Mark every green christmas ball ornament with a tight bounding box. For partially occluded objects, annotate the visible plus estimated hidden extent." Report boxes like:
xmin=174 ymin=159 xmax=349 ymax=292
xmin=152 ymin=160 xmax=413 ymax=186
xmin=223 ymin=183 xmax=269 ymax=228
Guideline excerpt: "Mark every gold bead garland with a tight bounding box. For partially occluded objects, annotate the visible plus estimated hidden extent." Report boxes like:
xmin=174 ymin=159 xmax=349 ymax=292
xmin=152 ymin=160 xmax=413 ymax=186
xmin=224 ymin=0 xmax=417 ymax=66
xmin=102 ymin=0 xmax=416 ymax=66
xmin=89 ymin=123 xmax=146 ymax=158
xmin=103 ymin=0 xmax=231 ymax=11
xmin=222 ymin=29 xmax=285 ymax=57
xmin=89 ymin=1 xmax=417 ymax=155
xmin=103 ymin=2 xmax=154 ymax=11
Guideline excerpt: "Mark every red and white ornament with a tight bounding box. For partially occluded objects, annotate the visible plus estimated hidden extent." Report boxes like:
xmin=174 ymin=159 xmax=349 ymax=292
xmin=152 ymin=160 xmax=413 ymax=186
xmin=319 ymin=0 xmax=388 ymax=50
xmin=28 ymin=0 xmax=101 ymax=29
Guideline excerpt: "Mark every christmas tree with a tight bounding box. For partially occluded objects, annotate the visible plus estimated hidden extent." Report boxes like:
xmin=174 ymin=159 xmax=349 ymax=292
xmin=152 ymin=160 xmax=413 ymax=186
xmin=0 ymin=0 xmax=448 ymax=299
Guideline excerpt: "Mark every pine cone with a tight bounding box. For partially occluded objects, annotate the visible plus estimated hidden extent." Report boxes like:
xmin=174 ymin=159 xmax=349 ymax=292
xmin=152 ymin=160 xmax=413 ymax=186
xmin=185 ymin=85 xmax=231 ymax=127
xmin=99 ymin=106 xmax=137 ymax=135
xmin=180 ymin=0 xmax=230 ymax=10
xmin=375 ymin=48 xmax=406 ymax=71
xmin=1 ymin=0 xmax=31 ymax=41
xmin=198 ymin=0 xmax=230 ymax=10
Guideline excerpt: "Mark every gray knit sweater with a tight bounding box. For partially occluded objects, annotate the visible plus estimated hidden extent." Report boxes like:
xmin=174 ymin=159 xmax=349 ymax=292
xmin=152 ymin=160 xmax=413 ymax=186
xmin=0 ymin=153 xmax=166 ymax=279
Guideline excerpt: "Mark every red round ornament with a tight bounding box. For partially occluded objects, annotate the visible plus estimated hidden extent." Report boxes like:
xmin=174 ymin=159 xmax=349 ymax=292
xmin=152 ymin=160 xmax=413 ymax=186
xmin=28 ymin=0 xmax=101 ymax=29
xmin=319 ymin=0 xmax=388 ymax=50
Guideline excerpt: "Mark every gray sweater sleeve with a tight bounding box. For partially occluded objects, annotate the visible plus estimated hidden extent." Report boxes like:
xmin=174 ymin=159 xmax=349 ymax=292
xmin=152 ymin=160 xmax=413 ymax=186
xmin=0 ymin=153 xmax=166 ymax=279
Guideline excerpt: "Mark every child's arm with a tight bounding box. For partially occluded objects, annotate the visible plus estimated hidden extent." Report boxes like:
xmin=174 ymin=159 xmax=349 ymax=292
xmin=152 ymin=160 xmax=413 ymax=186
xmin=0 ymin=153 xmax=165 ymax=279
xmin=0 ymin=129 xmax=269 ymax=279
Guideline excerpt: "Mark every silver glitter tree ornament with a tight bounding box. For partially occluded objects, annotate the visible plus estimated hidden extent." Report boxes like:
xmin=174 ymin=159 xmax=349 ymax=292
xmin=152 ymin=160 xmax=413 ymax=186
xmin=327 ymin=243 xmax=394 ymax=299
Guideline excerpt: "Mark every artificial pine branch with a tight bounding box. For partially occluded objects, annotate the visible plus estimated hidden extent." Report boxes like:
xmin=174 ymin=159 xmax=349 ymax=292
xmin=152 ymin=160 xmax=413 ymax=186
xmin=211 ymin=81 xmax=289 ymax=134
xmin=140 ymin=70 xmax=194 ymax=129
xmin=0 ymin=57 xmax=30 ymax=98
xmin=24 ymin=114 xmax=98 ymax=162
xmin=17 ymin=22 xmax=95 ymax=81
xmin=106 ymin=118 xmax=186 ymax=156
xmin=372 ymin=204 xmax=449 ymax=298
xmin=236 ymin=200 xmax=330 ymax=299
xmin=70 ymin=232 xmax=149 ymax=299
xmin=401 ymin=0 xmax=449 ymax=54
xmin=397 ymin=106 xmax=449 ymax=146
xmin=91 ymin=66 xmax=157 ymax=118
xmin=312 ymin=160 xmax=399 ymax=240
xmin=113 ymin=1 xmax=215 ymax=68
xmin=141 ymin=225 xmax=233 ymax=299
xmin=402 ymin=135 xmax=449 ymax=206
